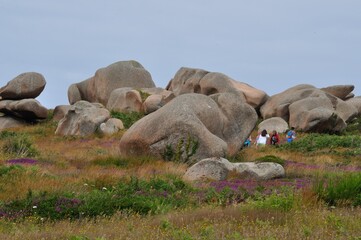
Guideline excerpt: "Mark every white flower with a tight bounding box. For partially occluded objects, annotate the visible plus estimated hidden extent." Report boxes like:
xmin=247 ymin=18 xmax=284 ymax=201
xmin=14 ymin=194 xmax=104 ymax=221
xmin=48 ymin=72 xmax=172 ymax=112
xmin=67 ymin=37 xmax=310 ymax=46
xmin=32 ymin=206 xmax=37 ymax=209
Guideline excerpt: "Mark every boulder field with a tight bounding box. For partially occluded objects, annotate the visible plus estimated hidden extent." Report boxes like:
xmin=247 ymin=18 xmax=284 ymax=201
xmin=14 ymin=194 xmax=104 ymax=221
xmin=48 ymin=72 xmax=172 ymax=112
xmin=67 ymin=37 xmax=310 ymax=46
xmin=1 ymin=60 xmax=361 ymax=165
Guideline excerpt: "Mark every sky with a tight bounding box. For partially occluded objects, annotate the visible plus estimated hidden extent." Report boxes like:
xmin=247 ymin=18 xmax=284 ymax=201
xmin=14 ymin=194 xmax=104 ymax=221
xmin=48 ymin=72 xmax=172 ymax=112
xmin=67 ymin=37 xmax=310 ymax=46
xmin=1 ymin=0 xmax=360 ymax=109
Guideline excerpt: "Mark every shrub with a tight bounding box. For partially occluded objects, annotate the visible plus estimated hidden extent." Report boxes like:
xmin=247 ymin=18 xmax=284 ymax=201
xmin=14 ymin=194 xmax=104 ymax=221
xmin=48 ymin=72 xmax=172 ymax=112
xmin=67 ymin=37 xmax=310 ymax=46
xmin=250 ymin=187 xmax=295 ymax=212
xmin=2 ymin=133 xmax=38 ymax=157
xmin=162 ymin=135 xmax=199 ymax=164
xmin=313 ymin=173 xmax=361 ymax=206
xmin=343 ymin=115 xmax=361 ymax=134
xmin=110 ymin=111 xmax=144 ymax=129
xmin=255 ymin=155 xmax=285 ymax=166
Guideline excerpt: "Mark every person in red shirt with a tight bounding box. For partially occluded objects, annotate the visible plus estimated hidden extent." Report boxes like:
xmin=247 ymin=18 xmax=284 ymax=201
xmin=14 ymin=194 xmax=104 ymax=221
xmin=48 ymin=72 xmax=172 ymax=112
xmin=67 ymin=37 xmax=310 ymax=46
xmin=270 ymin=130 xmax=280 ymax=145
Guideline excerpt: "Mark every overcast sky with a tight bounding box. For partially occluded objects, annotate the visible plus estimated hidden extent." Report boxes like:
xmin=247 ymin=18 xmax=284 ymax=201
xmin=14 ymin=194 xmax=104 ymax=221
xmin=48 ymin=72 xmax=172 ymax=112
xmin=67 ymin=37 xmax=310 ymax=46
xmin=1 ymin=1 xmax=360 ymax=108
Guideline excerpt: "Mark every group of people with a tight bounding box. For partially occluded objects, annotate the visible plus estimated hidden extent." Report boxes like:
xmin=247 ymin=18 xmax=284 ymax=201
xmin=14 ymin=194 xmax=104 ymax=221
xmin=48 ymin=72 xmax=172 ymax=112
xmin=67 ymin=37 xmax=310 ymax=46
xmin=243 ymin=127 xmax=296 ymax=148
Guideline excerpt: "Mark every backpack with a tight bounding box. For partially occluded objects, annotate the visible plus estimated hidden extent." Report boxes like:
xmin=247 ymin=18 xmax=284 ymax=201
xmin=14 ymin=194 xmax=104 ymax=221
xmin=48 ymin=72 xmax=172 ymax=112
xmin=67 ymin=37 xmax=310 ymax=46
xmin=271 ymin=135 xmax=278 ymax=143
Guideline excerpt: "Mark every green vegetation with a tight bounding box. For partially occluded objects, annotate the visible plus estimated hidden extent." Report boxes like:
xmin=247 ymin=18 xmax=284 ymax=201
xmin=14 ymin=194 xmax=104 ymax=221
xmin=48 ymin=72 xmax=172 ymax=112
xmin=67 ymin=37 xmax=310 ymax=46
xmin=314 ymin=172 xmax=361 ymax=206
xmin=255 ymin=155 xmax=286 ymax=166
xmin=110 ymin=110 xmax=144 ymax=128
xmin=1 ymin=116 xmax=361 ymax=239
xmin=1 ymin=132 xmax=38 ymax=158
xmin=0 ymin=176 xmax=193 ymax=220
xmin=162 ymin=135 xmax=199 ymax=164
xmin=279 ymin=133 xmax=361 ymax=155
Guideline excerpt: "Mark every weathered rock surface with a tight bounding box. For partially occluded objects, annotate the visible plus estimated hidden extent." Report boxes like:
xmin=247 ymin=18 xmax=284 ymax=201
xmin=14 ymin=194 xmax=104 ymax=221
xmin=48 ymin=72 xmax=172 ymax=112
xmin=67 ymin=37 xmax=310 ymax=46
xmin=68 ymin=60 xmax=155 ymax=106
xmin=258 ymin=117 xmax=289 ymax=134
xmin=233 ymin=162 xmax=285 ymax=180
xmin=0 ymin=99 xmax=48 ymax=120
xmin=184 ymin=158 xmax=285 ymax=181
xmin=106 ymin=88 xmax=143 ymax=113
xmin=0 ymin=115 xmax=27 ymax=130
xmin=260 ymin=84 xmax=358 ymax=132
xmin=119 ymin=93 xmax=257 ymax=162
xmin=346 ymin=97 xmax=361 ymax=115
xmin=53 ymin=105 xmax=72 ymax=121
xmin=99 ymin=118 xmax=124 ymax=135
xmin=141 ymin=88 xmax=175 ymax=114
xmin=55 ymin=101 xmax=110 ymax=136
xmin=166 ymin=67 xmax=268 ymax=109
xmin=0 ymin=72 xmax=46 ymax=100
xmin=184 ymin=157 xmax=235 ymax=181
xmin=321 ymin=85 xmax=354 ymax=100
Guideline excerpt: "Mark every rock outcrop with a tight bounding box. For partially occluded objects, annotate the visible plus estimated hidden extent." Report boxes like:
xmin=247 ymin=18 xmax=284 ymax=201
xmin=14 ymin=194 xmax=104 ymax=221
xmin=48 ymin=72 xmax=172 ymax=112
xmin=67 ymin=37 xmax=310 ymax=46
xmin=0 ymin=72 xmax=48 ymax=130
xmin=55 ymin=101 xmax=110 ymax=136
xmin=106 ymin=88 xmax=143 ymax=113
xmin=99 ymin=118 xmax=124 ymax=135
xmin=321 ymin=85 xmax=354 ymax=100
xmin=119 ymin=93 xmax=257 ymax=162
xmin=184 ymin=157 xmax=285 ymax=181
xmin=68 ymin=60 xmax=155 ymax=106
xmin=53 ymin=105 xmax=72 ymax=121
xmin=260 ymin=84 xmax=358 ymax=133
xmin=166 ymin=67 xmax=268 ymax=109
xmin=0 ymin=72 xmax=46 ymax=100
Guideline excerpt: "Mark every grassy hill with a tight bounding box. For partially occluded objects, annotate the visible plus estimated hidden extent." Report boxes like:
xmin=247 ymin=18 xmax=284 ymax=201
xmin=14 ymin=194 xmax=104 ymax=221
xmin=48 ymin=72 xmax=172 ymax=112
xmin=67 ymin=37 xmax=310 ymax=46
xmin=0 ymin=113 xmax=361 ymax=239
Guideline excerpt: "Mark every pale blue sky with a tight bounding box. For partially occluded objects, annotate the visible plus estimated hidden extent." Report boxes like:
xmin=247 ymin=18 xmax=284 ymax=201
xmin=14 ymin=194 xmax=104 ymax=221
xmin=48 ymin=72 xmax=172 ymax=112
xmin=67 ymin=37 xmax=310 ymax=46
xmin=1 ymin=0 xmax=360 ymax=108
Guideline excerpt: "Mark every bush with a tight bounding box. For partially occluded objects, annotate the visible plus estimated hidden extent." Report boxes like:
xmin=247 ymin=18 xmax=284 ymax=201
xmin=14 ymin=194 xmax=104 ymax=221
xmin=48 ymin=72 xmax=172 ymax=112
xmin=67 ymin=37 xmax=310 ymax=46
xmin=110 ymin=111 xmax=144 ymax=129
xmin=313 ymin=173 xmax=361 ymax=206
xmin=255 ymin=155 xmax=285 ymax=166
xmin=343 ymin=115 xmax=361 ymax=134
xmin=2 ymin=133 xmax=38 ymax=157
xmin=250 ymin=187 xmax=295 ymax=212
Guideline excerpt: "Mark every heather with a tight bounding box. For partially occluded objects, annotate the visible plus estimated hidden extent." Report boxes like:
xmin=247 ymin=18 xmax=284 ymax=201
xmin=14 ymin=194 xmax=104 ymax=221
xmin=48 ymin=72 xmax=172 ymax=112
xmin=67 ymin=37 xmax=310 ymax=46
xmin=0 ymin=115 xmax=361 ymax=239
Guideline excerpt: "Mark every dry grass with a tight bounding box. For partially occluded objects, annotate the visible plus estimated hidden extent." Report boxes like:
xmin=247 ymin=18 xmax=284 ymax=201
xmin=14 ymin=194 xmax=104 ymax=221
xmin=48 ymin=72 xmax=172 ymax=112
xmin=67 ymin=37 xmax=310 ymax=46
xmin=1 ymin=205 xmax=361 ymax=240
xmin=1 ymin=121 xmax=361 ymax=239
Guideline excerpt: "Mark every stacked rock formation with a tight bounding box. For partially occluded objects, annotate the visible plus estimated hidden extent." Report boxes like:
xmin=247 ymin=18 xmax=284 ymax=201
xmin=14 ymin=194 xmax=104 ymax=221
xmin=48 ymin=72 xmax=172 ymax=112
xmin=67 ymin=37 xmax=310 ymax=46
xmin=260 ymin=84 xmax=358 ymax=133
xmin=0 ymin=72 xmax=48 ymax=130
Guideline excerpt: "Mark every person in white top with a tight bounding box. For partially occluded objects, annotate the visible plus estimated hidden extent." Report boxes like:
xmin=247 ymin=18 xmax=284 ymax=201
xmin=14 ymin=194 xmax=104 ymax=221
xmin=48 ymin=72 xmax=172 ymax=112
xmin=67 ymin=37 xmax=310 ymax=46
xmin=256 ymin=129 xmax=269 ymax=147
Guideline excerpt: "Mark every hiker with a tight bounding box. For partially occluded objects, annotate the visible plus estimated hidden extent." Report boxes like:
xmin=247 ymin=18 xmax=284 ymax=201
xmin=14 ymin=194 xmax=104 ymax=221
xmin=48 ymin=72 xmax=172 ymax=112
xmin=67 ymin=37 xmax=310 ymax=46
xmin=256 ymin=129 xmax=269 ymax=147
xmin=286 ymin=127 xmax=296 ymax=143
xmin=243 ymin=135 xmax=252 ymax=147
xmin=270 ymin=130 xmax=280 ymax=145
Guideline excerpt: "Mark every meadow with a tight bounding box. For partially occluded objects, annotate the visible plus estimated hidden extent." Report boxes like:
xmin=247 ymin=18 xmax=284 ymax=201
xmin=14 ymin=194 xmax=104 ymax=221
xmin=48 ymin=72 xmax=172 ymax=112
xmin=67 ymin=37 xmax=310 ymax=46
xmin=0 ymin=112 xmax=361 ymax=240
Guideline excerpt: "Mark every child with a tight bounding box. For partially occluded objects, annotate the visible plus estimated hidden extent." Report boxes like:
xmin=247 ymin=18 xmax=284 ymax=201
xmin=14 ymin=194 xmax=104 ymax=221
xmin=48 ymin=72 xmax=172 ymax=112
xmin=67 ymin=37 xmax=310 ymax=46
xmin=270 ymin=130 xmax=280 ymax=145
xmin=286 ymin=127 xmax=296 ymax=143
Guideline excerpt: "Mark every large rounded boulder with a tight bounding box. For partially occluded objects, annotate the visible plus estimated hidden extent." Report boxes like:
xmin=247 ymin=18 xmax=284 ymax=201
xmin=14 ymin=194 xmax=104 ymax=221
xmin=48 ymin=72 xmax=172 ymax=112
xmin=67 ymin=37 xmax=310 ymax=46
xmin=166 ymin=67 xmax=268 ymax=109
xmin=68 ymin=60 xmax=155 ymax=106
xmin=0 ymin=99 xmax=48 ymax=121
xmin=0 ymin=72 xmax=46 ymax=100
xmin=258 ymin=117 xmax=289 ymax=134
xmin=55 ymin=101 xmax=110 ymax=136
xmin=119 ymin=93 xmax=258 ymax=163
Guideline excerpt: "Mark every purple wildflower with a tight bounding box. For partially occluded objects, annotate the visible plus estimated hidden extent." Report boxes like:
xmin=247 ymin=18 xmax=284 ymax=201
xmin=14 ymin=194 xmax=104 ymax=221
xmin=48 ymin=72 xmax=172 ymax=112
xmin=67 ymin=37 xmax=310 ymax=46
xmin=6 ymin=158 xmax=38 ymax=165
